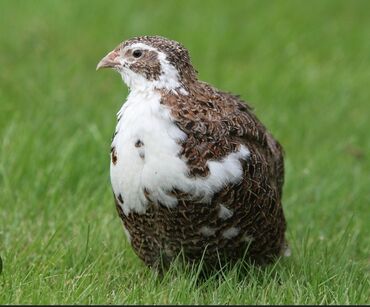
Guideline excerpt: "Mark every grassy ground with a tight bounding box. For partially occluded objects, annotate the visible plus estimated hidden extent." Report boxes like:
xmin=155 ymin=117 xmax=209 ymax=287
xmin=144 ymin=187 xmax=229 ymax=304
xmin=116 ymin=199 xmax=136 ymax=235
xmin=0 ymin=0 xmax=369 ymax=304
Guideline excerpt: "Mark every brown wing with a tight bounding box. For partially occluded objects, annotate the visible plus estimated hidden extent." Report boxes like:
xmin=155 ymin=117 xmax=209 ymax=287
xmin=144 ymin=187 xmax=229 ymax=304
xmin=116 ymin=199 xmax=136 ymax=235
xmin=158 ymin=83 xmax=287 ymax=264
xmin=159 ymin=82 xmax=284 ymax=190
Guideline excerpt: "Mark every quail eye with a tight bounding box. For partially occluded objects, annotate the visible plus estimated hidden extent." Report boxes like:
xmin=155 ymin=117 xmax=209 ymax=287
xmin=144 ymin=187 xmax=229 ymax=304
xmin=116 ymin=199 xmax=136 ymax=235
xmin=132 ymin=49 xmax=143 ymax=58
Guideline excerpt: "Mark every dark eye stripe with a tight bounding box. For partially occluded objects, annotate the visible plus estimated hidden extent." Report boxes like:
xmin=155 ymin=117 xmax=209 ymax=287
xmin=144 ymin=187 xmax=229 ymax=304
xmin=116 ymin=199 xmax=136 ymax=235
xmin=133 ymin=49 xmax=142 ymax=58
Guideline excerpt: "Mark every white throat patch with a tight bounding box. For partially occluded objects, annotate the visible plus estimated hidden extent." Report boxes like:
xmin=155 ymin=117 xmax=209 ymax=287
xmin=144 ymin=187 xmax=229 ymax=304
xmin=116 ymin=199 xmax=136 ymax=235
xmin=110 ymin=90 xmax=250 ymax=215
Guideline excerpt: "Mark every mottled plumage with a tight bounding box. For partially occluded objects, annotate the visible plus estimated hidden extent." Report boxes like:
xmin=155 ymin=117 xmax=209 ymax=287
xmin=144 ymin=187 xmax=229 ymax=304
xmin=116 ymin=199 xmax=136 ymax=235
xmin=97 ymin=35 xmax=288 ymax=271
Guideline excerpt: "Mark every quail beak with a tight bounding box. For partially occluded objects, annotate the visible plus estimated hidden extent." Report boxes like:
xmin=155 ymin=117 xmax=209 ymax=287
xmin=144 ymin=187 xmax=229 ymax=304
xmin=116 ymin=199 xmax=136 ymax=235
xmin=96 ymin=50 xmax=120 ymax=70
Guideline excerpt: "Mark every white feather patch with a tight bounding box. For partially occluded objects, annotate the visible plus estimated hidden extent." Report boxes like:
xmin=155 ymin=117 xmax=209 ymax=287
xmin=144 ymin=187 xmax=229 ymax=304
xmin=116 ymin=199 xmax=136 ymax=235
xmin=218 ymin=204 xmax=234 ymax=220
xmin=284 ymin=246 xmax=292 ymax=257
xmin=110 ymin=90 xmax=250 ymax=215
xmin=222 ymin=227 xmax=240 ymax=239
xmin=199 ymin=226 xmax=216 ymax=237
xmin=123 ymin=226 xmax=131 ymax=244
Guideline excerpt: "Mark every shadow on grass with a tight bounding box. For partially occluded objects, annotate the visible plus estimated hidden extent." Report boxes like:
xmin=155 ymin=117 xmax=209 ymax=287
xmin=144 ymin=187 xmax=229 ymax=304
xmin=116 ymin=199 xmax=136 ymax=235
xmin=152 ymin=245 xmax=287 ymax=288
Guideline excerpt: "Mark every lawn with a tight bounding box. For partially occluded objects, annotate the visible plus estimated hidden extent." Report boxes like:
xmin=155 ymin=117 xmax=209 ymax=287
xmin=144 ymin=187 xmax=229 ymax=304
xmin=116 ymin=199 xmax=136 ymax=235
xmin=0 ymin=0 xmax=369 ymax=304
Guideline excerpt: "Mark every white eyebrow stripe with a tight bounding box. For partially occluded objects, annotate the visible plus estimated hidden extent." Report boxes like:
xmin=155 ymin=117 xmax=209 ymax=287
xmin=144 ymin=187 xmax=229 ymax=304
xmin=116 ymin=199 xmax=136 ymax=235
xmin=128 ymin=43 xmax=158 ymax=52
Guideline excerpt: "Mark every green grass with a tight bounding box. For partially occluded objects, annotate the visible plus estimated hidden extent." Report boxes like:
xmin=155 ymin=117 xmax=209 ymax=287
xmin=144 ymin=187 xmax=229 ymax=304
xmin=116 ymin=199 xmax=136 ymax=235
xmin=0 ymin=0 xmax=369 ymax=304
